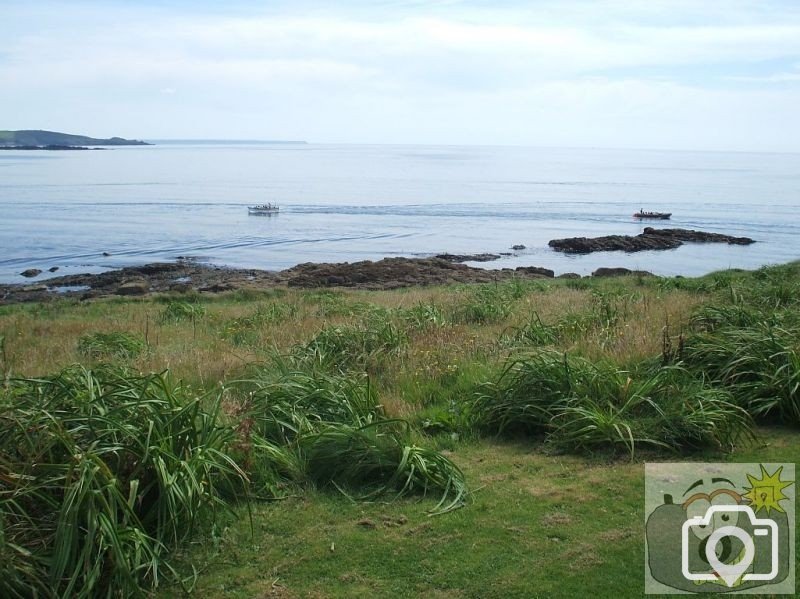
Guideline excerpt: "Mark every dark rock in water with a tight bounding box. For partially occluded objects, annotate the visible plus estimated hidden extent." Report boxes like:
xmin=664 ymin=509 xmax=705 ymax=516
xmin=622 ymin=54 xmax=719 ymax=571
xmin=115 ymin=281 xmax=149 ymax=295
xmin=557 ymin=272 xmax=582 ymax=279
xmin=549 ymin=227 xmax=755 ymax=254
xmin=499 ymin=252 xmax=512 ymax=256
xmin=48 ymin=266 xmax=59 ymax=272
xmin=511 ymin=244 xmax=526 ymax=250
xmin=20 ymin=268 xmax=42 ymax=278
xmin=435 ymin=253 xmax=502 ymax=263
xmin=592 ymin=267 xmax=654 ymax=278
xmin=514 ymin=266 xmax=555 ymax=278
xmin=642 ymin=227 xmax=754 ymax=245
xmin=549 ymin=234 xmax=682 ymax=253
xmin=102 ymin=252 xmax=111 ymax=256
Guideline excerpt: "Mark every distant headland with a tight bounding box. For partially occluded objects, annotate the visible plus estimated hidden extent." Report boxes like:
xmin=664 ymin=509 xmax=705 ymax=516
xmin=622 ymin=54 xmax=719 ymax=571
xmin=0 ymin=130 xmax=152 ymax=149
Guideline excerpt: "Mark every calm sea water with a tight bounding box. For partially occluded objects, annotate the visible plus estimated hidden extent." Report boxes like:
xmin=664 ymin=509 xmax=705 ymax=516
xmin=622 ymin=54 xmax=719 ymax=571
xmin=1 ymin=143 xmax=799 ymax=283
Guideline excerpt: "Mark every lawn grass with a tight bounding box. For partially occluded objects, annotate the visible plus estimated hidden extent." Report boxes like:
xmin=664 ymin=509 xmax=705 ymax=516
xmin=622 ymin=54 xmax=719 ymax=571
xmin=2 ymin=262 xmax=799 ymax=597
xmin=164 ymin=427 xmax=800 ymax=599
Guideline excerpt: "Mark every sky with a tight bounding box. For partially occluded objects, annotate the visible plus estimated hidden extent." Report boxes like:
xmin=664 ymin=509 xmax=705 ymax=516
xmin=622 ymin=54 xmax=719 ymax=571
xmin=2 ymin=0 xmax=800 ymax=151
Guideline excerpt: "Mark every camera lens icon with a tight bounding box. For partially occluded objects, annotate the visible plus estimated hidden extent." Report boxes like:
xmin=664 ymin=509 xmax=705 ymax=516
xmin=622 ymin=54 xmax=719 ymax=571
xmin=681 ymin=505 xmax=779 ymax=587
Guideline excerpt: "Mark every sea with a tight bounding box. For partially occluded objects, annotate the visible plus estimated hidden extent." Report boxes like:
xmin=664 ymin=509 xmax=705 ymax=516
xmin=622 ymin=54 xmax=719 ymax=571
xmin=1 ymin=142 xmax=799 ymax=284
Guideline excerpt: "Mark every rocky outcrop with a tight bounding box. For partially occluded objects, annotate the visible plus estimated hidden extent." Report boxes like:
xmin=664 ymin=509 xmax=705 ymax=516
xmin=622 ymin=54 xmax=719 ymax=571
xmin=549 ymin=228 xmax=755 ymax=254
xmin=284 ymin=258 xmax=500 ymax=289
xmin=514 ymin=266 xmax=554 ymax=278
xmin=511 ymin=244 xmax=526 ymax=250
xmin=282 ymin=258 xmax=564 ymax=290
xmin=641 ymin=227 xmax=754 ymax=245
xmin=20 ymin=268 xmax=42 ymax=278
xmin=434 ymin=253 xmax=501 ymax=263
xmin=115 ymin=281 xmax=150 ymax=296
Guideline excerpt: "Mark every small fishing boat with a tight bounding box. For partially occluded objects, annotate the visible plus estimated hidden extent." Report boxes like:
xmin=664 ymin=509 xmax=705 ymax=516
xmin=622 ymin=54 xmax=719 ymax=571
xmin=248 ymin=203 xmax=279 ymax=215
xmin=633 ymin=210 xmax=671 ymax=219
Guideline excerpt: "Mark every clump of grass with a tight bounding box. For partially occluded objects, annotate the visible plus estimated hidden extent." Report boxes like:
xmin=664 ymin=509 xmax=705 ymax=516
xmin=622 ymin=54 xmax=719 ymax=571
xmin=502 ymin=313 xmax=558 ymax=347
xmin=451 ymin=284 xmax=515 ymax=324
xmin=300 ymin=421 xmax=467 ymax=513
xmin=690 ymin=304 xmax=768 ymax=332
xmin=242 ymin=367 xmax=384 ymax=442
xmin=232 ymin=364 xmax=467 ymax=513
xmin=299 ymin=317 xmax=406 ymax=371
xmin=159 ymin=300 xmax=206 ymax=324
xmin=555 ymin=311 xmax=597 ymax=340
xmin=221 ymin=302 xmax=298 ymax=346
xmin=549 ymin=369 xmax=750 ymax=455
xmin=401 ymin=302 xmax=448 ymax=331
xmin=684 ymin=322 xmax=800 ymax=424
xmin=0 ymin=366 xmax=247 ymax=597
xmin=471 ymin=351 xmax=753 ymax=456
xmin=77 ymin=331 xmax=147 ymax=360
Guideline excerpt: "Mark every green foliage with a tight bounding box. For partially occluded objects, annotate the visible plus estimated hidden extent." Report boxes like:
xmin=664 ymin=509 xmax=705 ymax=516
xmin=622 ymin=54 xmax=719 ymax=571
xmin=401 ymin=302 xmax=449 ymax=331
xmin=233 ymin=365 xmax=467 ymax=512
xmin=0 ymin=366 xmax=247 ymax=598
xmin=299 ymin=318 xmax=406 ymax=371
xmin=221 ymin=302 xmax=298 ymax=346
xmin=77 ymin=331 xmax=147 ymax=360
xmin=159 ymin=300 xmax=206 ymax=324
xmin=472 ymin=351 xmax=753 ymax=456
xmin=502 ymin=313 xmax=558 ymax=347
xmin=300 ymin=421 xmax=467 ymax=513
xmin=684 ymin=322 xmax=800 ymax=424
xmin=451 ymin=284 xmax=516 ymax=324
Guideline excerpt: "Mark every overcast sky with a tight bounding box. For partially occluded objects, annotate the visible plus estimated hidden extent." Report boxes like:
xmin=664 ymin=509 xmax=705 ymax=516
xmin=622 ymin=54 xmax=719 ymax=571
xmin=3 ymin=0 xmax=800 ymax=151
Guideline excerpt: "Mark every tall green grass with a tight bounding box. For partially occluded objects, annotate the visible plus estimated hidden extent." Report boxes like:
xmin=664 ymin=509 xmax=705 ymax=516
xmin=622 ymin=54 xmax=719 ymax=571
xmin=232 ymin=364 xmax=467 ymax=512
xmin=159 ymin=300 xmax=206 ymax=324
xmin=684 ymin=320 xmax=800 ymax=424
xmin=298 ymin=317 xmax=406 ymax=371
xmin=77 ymin=332 xmax=147 ymax=360
xmin=0 ymin=366 xmax=246 ymax=597
xmin=472 ymin=351 xmax=753 ymax=455
xmin=220 ymin=302 xmax=298 ymax=346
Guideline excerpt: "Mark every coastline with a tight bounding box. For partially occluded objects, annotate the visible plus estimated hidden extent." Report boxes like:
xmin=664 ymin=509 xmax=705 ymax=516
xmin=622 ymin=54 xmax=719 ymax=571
xmin=3 ymin=252 xmax=790 ymax=306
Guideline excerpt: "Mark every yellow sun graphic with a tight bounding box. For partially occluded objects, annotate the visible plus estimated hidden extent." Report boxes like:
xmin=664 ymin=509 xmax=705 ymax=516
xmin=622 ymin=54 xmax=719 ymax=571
xmin=743 ymin=465 xmax=793 ymax=514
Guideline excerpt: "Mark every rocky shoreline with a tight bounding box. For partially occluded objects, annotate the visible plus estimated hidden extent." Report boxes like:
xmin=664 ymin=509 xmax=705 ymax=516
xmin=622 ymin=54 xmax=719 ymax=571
xmin=1 ymin=225 xmax=759 ymax=304
xmin=0 ymin=257 xmax=622 ymax=305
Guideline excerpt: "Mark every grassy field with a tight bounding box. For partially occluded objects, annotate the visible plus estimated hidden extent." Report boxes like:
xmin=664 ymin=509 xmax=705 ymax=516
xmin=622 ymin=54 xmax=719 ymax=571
xmin=1 ymin=262 xmax=798 ymax=597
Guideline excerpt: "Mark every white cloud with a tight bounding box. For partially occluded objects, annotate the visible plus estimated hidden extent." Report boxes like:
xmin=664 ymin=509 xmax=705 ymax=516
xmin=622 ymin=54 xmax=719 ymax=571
xmin=2 ymin=1 xmax=800 ymax=149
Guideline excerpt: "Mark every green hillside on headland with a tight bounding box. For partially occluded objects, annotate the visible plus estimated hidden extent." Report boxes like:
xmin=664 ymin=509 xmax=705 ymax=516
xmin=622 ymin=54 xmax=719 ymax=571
xmin=1 ymin=262 xmax=799 ymax=597
xmin=0 ymin=129 xmax=150 ymax=146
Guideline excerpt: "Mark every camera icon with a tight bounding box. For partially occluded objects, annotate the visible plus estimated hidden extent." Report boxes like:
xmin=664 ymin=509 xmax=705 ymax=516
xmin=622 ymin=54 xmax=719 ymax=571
xmin=681 ymin=505 xmax=779 ymax=587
